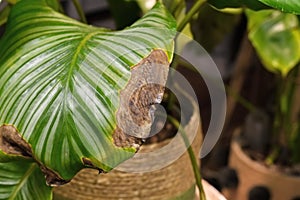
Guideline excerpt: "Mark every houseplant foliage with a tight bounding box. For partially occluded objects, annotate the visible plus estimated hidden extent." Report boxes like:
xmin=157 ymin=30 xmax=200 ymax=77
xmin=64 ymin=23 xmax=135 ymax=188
xmin=258 ymin=0 xmax=300 ymax=14
xmin=1 ymin=0 xmax=299 ymax=199
xmin=0 ymin=0 xmax=176 ymax=199
xmin=246 ymin=7 xmax=300 ymax=164
xmin=205 ymin=0 xmax=300 ymax=166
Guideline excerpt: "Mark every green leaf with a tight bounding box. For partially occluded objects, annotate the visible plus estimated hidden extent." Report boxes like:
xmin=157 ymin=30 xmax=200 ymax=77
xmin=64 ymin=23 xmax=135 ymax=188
xmin=0 ymin=154 xmax=52 ymax=200
xmin=246 ymin=9 xmax=300 ymax=76
xmin=4 ymin=0 xmax=59 ymax=7
xmin=0 ymin=0 xmax=176 ymax=183
xmin=258 ymin=0 xmax=300 ymax=14
xmin=191 ymin=3 xmax=241 ymax=52
xmin=208 ymin=0 xmax=269 ymax=10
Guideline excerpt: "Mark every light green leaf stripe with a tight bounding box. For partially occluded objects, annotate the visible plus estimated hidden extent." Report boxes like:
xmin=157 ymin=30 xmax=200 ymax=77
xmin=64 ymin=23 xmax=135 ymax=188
xmin=0 ymin=0 xmax=176 ymax=183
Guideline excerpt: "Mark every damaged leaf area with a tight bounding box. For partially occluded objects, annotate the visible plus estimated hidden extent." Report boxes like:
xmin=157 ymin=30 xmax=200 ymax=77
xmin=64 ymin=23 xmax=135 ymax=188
xmin=114 ymin=50 xmax=169 ymax=147
xmin=0 ymin=125 xmax=32 ymax=157
xmin=0 ymin=0 xmax=176 ymax=189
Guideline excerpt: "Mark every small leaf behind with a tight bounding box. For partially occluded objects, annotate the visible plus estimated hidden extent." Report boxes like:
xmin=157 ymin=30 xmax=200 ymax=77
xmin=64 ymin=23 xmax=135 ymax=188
xmin=246 ymin=9 xmax=300 ymax=76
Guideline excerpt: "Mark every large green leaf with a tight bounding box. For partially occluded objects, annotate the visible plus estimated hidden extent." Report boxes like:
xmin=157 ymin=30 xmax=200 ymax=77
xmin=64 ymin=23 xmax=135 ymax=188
xmin=246 ymin=9 xmax=300 ymax=76
xmin=0 ymin=152 xmax=52 ymax=200
xmin=208 ymin=0 xmax=269 ymax=10
xmin=0 ymin=0 xmax=176 ymax=184
xmin=258 ymin=0 xmax=300 ymax=14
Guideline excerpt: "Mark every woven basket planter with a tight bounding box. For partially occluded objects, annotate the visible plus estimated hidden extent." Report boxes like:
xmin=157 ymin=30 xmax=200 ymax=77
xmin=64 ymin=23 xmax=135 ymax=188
xmin=53 ymin=99 xmax=202 ymax=200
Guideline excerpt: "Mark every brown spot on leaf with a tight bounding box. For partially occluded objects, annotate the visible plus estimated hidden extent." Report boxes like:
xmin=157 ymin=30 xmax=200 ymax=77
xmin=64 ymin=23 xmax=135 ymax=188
xmin=113 ymin=126 xmax=143 ymax=149
xmin=82 ymin=157 xmax=105 ymax=174
xmin=114 ymin=49 xmax=169 ymax=148
xmin=39 ymin=165 xmax=70 ymax=186
xmin=129 ymin=83 xmax=165 ymax=126
xmin=82 ymin=157 xmax=94 ymax=167
xmin=0 ymin=125 xmax=32 ymax=157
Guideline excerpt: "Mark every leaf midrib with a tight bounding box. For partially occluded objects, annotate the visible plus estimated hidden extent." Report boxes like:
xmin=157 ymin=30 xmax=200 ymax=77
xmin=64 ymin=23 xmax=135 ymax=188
xmin=67 ymin=31 xmax=99 ymax=89
xmin=63 ymin=30 xmax=101 ymax=118
xmin=62 ymin=31 xmax=102 ymax=153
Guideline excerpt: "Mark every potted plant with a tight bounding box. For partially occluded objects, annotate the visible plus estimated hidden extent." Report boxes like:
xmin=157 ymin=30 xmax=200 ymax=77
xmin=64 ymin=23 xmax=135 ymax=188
xmin=7 ymin=0 xmax=287 ymax=199
xmin=0 ymin=0 xmax=222 ymax=199
xmin=0 ymin=0 xmax=181 ymax=198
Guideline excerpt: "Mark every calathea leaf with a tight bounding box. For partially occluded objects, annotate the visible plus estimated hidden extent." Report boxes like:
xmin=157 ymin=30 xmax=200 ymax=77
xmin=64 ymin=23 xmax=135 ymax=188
xmin=0 ymin=0 xmax=176 ymax=188
xmin=207 ymin=0 xmax=269 ymax=10
xmin=258 ymin=0 xmax=300 ymax=15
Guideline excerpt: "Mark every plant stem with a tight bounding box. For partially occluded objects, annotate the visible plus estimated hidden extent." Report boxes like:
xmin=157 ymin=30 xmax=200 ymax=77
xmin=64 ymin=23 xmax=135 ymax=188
xmin=171 ymin=0 xmax=185 ymax=18
xmin=265 ymin=146 xmax=280 ymax=165
xmin=167 ymin=54 xmax=180 ymax=111
xmin=71 ymin=0 xmax=87 ymax=24
xmin=167 ymin=0 xmax=206 ymax=110
xmin=274 ymin=75 xmax=286 ymax=141
xmin=169 ymin=0 xmax=180 ymax=13
xmin=226 ymin=85 xmax=256 ymax=113
xmin=177 ymin=0 xmax=206 ymax=32
xmin=167 ymin=115 xmax=206 ymax=200
xmin=268 ymin=74 xmax=286 ymax=163
xmin=283 ymin=66 xmax=299 ymax=143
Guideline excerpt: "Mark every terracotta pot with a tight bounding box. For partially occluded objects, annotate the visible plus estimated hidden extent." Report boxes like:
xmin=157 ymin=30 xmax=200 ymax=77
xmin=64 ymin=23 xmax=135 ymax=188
xmin=53 ymin=98 xmax=203 ymax=200
xmin=229 ymin=128 xmax=300 ymax=200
